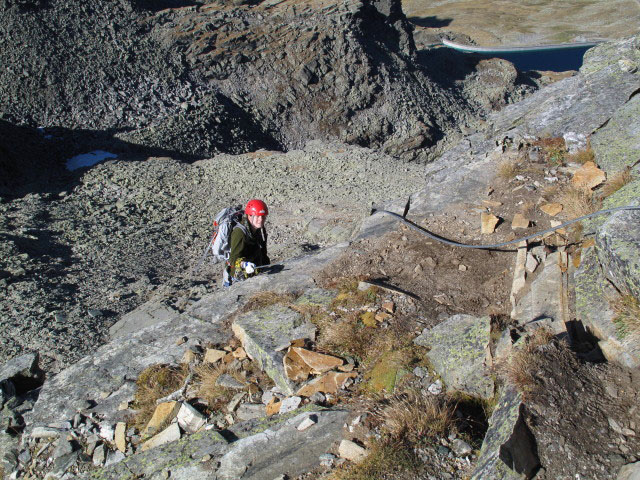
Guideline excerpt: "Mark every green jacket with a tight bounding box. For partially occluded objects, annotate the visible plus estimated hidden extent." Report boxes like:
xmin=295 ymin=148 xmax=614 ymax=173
xmin=228 ymin=216 xmax=269 ymax=279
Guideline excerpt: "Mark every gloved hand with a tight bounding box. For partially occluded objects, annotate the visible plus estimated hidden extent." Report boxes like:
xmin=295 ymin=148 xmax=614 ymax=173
xmin=241 ymin=261 xmax=256 ymax=274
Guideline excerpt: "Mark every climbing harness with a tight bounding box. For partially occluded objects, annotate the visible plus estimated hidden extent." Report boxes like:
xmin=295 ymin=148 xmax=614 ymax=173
xmin=372 ymin=204 xmax=640 ymax=250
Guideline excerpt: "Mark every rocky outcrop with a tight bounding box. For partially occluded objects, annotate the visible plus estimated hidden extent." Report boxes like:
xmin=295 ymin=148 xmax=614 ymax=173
xmin=411 ymin=35 xmax=640 ymax=217
xmin=232 ymin=305 xmax=317 ymax=396
xmin=414 ymin=314 xmax=494 ymax=399
xmin=471 ymin=386 xmax=539 ymax=480
xmin=0 ymin=0 xmax=527 ymax=165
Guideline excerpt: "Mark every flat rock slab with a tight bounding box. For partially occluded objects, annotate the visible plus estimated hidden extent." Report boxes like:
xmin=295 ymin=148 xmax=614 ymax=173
xmin=596 ymin=209 xmax=640 ymax=300
xmin=512 ymin=251 xmax=569 ymax=335
xmin=217 ymin=409 xmax=348 ymax=480
xmin=590 ymin=66 xmax=640 ymax=173
xmin=232 ymin=304 xmax=316 ymax=396
xmin=188 ymin=244 xmax=348 ymax=323
xmin=471 ymin=385 xmax=539 ymax=480
xmin=0 ymin=353 xmax=41 ymax=384
xmin=414 ymin=314 xmax=493 ymax=399
xmin=84 ymin=429 xmax=228 ymax=480
xmin=575 ymin=247 xmax=640 ymax=368
xmin=109 ymin=302 xmax=179 ymax=339
xmin=25 ymin=311 xmax=228 ymax=430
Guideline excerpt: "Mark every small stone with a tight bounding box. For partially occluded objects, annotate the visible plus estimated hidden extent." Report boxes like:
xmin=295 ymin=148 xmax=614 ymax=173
xmin=143 ymin=402 xmax=181 ymax=438
xmin=99 ymin=423 xmax=115 ymax=442
xmin=227 ymin=392 xmax=246 ymax=412
xmin=413 ymin=366 xmax=429 ymax=378
xmin=236 ymin=403 xmax=265 ymax=421
xmin=571 ymin=161 xmax=606 ymax=190
xmin=279 ymin=396 xmax=302 ymax=414
xmin=201 ymin=454 xmax=212 ymax=462
xmin=176 ymin=336 xmax=188 ymax=346
xmin=297 ymin=416 xmax=317 ymax=431
xmin=30 ymin=426 xmax=65 ymax=439
xmin=525 ymin=253 xmax=539 ymax=273
xmin=458 ymin=264 xmax=467 ymax=271
xmin=291 ymin=348 xmax=344 ymax=374
xmin=539 ymin=202 xmax=563 ymax=216
xmin=141 ymin=423 xmax=181 ymax=451
xmin=105 ymin=450 xmax=125 ymax=467
xmin=511 ymin=213 xmax=530 ymax=229
xmin=338 ymin=439 xmax=367 ymax=463
xmin=414 ymin=264 xmax=423 ymax=273
xmin=374 ymin=311 xmax=392 ymax=322
xmin=52 ymin=437 xmax=74 ymax=459
xmin=216 ymin=374 xmax=245 ymax=390
xmin=481 ymin=213 xmax=500 ymax=234
xmin=115 ymin=422 xmax=127 ymax=453
xmin=181 ymin=349 xmax=197 ymax=364
xmin=437 ymin=445 xmax=451 ymax=456
xmin=338 ymin=363 xmax=354 ymax=372
xmin=18 ymin=448 xmax=31 ymax=465
xmin=232 ymin=347 xmax=247 ymax=360
xmin=177 ymin=402 xmax=207 ymax=434
xmin=319 ymin=453 xmax=336 ymax=467
xmin=428 ymin=379 xmax=443 ymax=395
xmin=118 ymin=400 xmax=130 ymax=411
xmin=609 ymin=417 xmax=624 ymax=434
xmin=381 ymin=301 xmax=395 ymax=313
xmin=309 ymin=392 xmax=326 ymax=404
xmin=88 ymin=309 xmax=103 ymax=318
xmin=92 ymin=444 xmax=106 ymax=466
xmin=451 ymin=438 xmax=473 ymax=456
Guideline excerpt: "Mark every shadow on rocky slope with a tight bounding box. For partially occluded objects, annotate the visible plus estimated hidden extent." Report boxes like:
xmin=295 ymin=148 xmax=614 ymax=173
xmin=0 ymin=0 xmax=532 ymax=163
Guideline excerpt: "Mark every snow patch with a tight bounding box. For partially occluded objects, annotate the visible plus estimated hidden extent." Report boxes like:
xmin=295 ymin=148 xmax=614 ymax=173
xmin=66 ymin=151 xmax=118 ymax=171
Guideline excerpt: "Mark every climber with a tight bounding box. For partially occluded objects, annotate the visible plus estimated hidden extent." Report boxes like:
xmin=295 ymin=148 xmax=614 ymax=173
xmin=223 ymin=199 xmax=270 ymax=286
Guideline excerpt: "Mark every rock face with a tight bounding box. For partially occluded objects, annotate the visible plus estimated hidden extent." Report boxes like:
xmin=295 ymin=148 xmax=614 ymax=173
xmin=232 ymin=304 xmax=317 ymax=396
xmin=414 ymin=314 xmax=493 ymax=399
xmin=411 ymin=35 xmax=640 ymax=217
xmin=24 ymin=310 xmax=228 ymax=430
xmin=471 ymin=386 xmax=539 ymax=480
xmin=0 ymin=0 xmax=521 ymax=165
xmin=216 ymin=409 xmax=348 ymax=480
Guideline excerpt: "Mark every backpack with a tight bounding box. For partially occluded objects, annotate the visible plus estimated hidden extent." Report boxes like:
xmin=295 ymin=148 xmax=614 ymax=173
xmin=209 ymin=205 xmax=248 ymax=263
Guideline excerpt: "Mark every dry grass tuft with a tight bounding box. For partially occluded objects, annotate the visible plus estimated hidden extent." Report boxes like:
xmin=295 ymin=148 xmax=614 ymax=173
xmin=314 ymin=312 xmax=402 ymax=367
xmin=240 ymin=291 xmax=296 ymax=313
xmin=566 ymin=148 xmax=595 ymax=165
xmin=329 ymin=279 xmax=378 ymax=310
xmin=380 ymin=389 xmax=455 ymax=444
xmin=535 ymin=137 xmax=566 ymax=165
xmin=133 ymin=364 xmax=189 ymax=429
xmin=330 ymin=438 xmax=421 ymax=480
xmin=497 ymin=159 xmax=521 ymax=180
xmin=500 ymin=328 xmax=555 ymax=397
xmin=556 ymin=186 xmax=599 ymax=219
xmin=611 ymin=294 xmax=640 ymax=340
xmin=193 ymin=363 xmax=237 ymax=409
xmin=600 ymin=168 xmax=633 ymax=199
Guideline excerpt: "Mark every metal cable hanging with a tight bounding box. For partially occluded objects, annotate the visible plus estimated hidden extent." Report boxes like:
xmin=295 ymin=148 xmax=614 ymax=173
xmin=372 ymin=205 xmax=640 ymax=250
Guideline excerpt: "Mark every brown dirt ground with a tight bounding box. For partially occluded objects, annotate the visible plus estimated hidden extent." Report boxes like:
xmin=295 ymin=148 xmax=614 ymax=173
xmin=524 ymin=341 xmax=640 ymax=479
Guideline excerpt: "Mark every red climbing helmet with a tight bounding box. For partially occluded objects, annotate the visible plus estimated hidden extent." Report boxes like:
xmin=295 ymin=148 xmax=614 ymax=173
xmin=245 ymin=199 xmax=269 ymax=216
